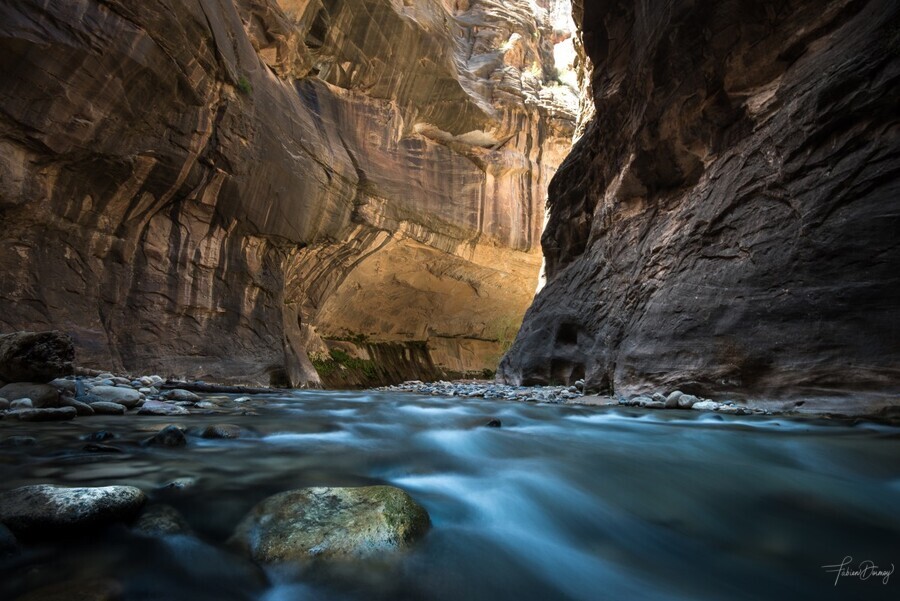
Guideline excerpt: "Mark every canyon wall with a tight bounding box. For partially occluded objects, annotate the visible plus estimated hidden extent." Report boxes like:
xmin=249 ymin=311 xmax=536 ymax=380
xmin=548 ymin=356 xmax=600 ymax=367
xmin=501 ymin=0 xmax=900 ymax=403
xmin=0 ymin=0 xmax=576 ymax=386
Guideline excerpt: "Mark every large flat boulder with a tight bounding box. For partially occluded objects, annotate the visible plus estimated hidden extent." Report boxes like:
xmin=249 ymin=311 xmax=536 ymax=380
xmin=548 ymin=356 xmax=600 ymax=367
xmin=0 ymin=331 xmax=74 ymax=383
xmin=85 ymin=386 xmax=142 ymax=408
xmin=229 ymin=486 xmax=430 ymax=563
xmin=0 ymin=485 xmax=145 ymax=538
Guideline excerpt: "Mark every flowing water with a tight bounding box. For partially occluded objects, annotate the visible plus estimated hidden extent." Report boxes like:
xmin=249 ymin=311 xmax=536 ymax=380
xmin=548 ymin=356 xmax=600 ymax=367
xmin=1 ymin=390 xmax=898 ymax=600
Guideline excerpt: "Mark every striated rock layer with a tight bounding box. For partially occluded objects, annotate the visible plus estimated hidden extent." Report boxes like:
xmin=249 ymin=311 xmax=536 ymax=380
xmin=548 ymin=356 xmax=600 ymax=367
xmin=501 ymin=0 xmax=900 ymax=403
xmin=0 ymin=0 xmax=576 ymax=385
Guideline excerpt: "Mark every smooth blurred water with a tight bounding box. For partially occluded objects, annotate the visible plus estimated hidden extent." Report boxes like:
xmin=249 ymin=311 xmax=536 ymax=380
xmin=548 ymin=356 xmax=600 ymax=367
xmin=1 ymin=390 xmax=898 ymax=600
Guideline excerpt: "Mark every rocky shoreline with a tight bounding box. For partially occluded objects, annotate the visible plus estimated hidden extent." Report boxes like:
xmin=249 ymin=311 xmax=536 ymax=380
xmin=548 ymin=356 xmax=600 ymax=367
xmin=381 ymin=380 xmax=900 ymax=424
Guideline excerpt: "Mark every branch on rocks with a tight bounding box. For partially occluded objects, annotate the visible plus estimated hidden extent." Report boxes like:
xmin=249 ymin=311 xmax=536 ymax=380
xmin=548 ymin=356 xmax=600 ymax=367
xmin=159 ymin=381 xmax=277 ymax=394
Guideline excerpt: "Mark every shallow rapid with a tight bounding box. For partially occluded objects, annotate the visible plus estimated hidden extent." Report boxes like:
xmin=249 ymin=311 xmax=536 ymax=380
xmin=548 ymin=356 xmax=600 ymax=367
xmin=1 ymin=390 xmax=898 ymax=600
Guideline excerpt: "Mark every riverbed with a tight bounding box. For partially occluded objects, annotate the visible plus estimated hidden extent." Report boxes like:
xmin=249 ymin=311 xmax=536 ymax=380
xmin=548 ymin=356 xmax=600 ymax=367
xmin=1 ymin=389 xmax=898 ymax=600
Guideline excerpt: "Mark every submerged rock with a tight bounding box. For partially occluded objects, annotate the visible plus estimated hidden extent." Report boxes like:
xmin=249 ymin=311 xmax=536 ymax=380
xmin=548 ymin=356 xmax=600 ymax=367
xmin=0 ymin=435 xmax=37 ymax=447
xmin=484 ymin=419 xmax=502 ymax=428
xmin=229 ymin=486 xmax=430 ymax=563
xmin=0 ymin=484 xmax=145 ymax=538
xmin=199 ymin=424 xmax=243 ymax=439
xmin=82 ymin=443 xmax=124 ymax=453
xmin=143 ymin=425 xmax=187 ymax=447
xmin=133 ymin=504 xmax=193 ymax=536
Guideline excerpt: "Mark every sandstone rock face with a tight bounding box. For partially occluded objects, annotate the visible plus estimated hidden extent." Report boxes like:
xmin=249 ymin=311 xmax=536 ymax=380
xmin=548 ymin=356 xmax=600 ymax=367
xmin=0 ymin=0 xmax=576 ymax=385
xmin=501 ymin=0 xmax=900 ymax=403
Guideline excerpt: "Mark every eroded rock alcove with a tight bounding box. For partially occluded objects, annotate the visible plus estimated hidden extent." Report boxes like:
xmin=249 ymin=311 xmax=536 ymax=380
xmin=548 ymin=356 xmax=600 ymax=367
xmin=0 ymin=0 xmax=580 ymax=386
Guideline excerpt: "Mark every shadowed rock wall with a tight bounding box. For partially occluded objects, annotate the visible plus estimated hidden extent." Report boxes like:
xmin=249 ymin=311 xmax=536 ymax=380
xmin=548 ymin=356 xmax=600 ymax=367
xmin=500 ymin=0 xmax=900 ymax=403
xmin=0 ymin=0 xmax=576 ymax=385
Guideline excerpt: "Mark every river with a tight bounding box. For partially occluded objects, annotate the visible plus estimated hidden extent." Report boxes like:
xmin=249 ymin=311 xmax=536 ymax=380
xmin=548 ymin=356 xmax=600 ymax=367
xmin=1 ymin=389 xmax=898 ymax=600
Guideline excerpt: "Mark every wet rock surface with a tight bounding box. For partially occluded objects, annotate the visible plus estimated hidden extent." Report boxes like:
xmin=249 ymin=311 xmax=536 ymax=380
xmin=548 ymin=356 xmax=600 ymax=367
xmin=143 ymin=426 xmax=187 ymax=448
xmin=500 ymin=0 xmax=900 ymax=408
xmin=137 ymin=401 xmax=190 ymax=417
xmin=0 ymin=485 xmax=145 ymax=538
xmin=133 ymin=504 xmax=193 ymax=537
xmin=229 ymin=486 xmax=430 ymax=563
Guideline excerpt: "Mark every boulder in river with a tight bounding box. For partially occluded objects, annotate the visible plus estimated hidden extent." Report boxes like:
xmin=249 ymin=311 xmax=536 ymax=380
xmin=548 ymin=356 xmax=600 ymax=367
xmin=10 ymin=407 xmax=77 ymax=421
xmin=10 ymin=397 xmax=33 ymax=409
xmin=0 ymin=484 xmax=145 ymax=538
xmin=678 ymin=394 xmax=701 ymax=409
xmin=86 ymin=386 xmax=142 ymax=408
xmin=143 ymin=425 xmax=187 ymax=447
xmin=664 ymin=391 xmax=683 ymax=408
xmin=133 ymin=504 xmax=193 ymax=536
xmin=163 ymin=388 xmax=201 ymax=402
xmin=199 ymin=424 xmax=242 ymax=439
xmin=0 ymin=382 xmax=59 ymax=407
xmin=59 ymin=396 xmax=95 ymax=416
xmin=90 ymin=401 xmax=127 ymax=415
xmin=692 ymin=400 xmax=720 ymax=411
xmin=229 ymin=486 xmax=430 ymax=563
xmin=138 ymin=400 xmax=189 ymax=416
xmin=0 ymin=331 xmax=74 ymax=383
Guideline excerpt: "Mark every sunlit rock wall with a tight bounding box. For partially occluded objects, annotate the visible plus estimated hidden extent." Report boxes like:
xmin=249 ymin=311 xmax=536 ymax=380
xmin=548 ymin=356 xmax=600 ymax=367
xmin=501 ymin=0 xmax=900 ymax=405
xmin=0 ymin=0 xmax=576 ymax=385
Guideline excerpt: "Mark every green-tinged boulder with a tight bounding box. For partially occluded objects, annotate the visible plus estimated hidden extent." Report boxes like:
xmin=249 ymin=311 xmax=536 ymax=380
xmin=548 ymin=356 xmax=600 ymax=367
xmin=133 ymin=504 xmax=193 ymax=536
xmin=229 ymin=486 xmax=430 ymax=563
